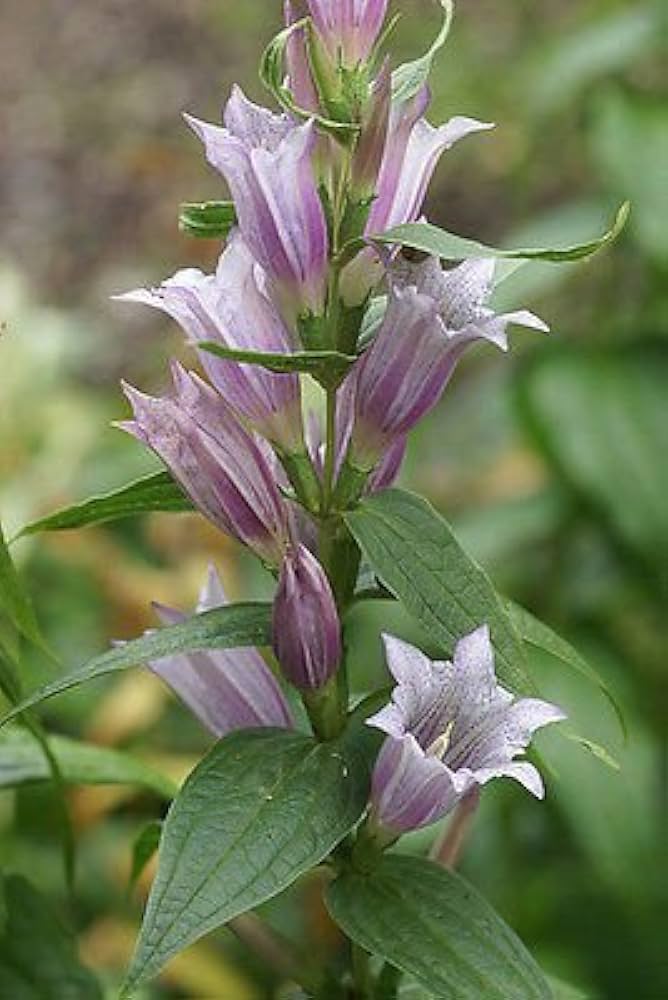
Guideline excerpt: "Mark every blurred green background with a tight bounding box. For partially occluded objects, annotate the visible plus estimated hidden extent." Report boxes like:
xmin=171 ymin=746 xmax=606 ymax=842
xmin=1 ymin=1 xmax=667 ymax=997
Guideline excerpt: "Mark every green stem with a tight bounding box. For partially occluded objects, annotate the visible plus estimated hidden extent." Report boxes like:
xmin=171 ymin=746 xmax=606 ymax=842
xmin=322 ymin=387 xmax=338 ymax=515
xmin=351 ymin=942 xmax=374 ymax=998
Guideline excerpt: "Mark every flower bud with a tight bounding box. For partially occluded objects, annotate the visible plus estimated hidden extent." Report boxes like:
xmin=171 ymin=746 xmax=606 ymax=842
xmin=306 ymin=0 xmax=389 ymax=67
xmin=272 ymin=544 xmax=342 ymax=691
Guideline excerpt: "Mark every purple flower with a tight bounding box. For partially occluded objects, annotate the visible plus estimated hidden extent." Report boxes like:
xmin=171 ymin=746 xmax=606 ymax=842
xmin=185 ymin=87 xmax=328 ymax=322
xmin=284 ymin=0 xmax=320 ymax=113
xmin=148 ymin=566 xmax=294 ymax=737
xmin=115 ymin=232 xmax=303 ymax=451
xmin=272 ymin=543 xmax=342 ymax=691
xmin=340 ymin=88 xmax=493 ymax=305
xmin=306 ymin=0 xmax=389 ymax=66
xmin=366 ymin=628 xmax=566 ymax=834
xmin=118 ymin=362 xmax=290 ymax=566
xmin=348 ymin=257 xmax=548 ymax=468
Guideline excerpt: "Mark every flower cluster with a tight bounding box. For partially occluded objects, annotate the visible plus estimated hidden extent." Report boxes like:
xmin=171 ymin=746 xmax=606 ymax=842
xmin=116 ymin=1 xmax=563 ymax=835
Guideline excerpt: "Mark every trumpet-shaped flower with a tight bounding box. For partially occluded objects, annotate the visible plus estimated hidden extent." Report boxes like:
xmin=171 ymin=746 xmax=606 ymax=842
xmin=349 ymin=257 xmax=548 ymax=468
xmin=341 ymin=88 xmax=493 ymax=305
xmin=119 ymin=363 xmax=290 ymax=565
xmin=149 ymin=566 xmax=294 ymax=737
xmin=306 ymin=0 xmax=389 ymax=66
xmin=185 ymin=87 xmax=328 ymax=321
xmin=366 ymin=628 xmax=566 ymax=834
xmin=115 ymin=232 xmax=303 ymax=451
xmin=273 ymin=543 xmax=342 ymax=691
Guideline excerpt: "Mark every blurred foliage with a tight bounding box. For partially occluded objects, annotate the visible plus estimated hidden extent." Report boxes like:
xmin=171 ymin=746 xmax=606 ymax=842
xmin=0 ymin=0 xmax=666 ymax=997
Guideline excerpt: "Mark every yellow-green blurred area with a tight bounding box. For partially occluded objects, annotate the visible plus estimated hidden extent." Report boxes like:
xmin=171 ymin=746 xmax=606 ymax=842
xmin=1 ymin=1 xmax=666 ymax=997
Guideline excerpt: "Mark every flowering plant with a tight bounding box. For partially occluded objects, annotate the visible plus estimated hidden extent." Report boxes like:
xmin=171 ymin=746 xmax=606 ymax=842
xmin=0 ymin=1 xmax=629 ymax=996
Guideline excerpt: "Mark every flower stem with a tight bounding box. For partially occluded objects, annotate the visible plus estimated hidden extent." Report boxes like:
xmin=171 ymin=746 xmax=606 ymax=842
xmin=351 ymin=941 xmax=374 ymax=998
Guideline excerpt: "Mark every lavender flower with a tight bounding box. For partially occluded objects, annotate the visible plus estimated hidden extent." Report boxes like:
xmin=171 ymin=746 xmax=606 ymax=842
xmin=284 ymin=0 xmax=320 ymax=113
xmin=115 ymin=232 xmax=303 ymax=451
xmin=341 ymin=88 xmax=493 ymax=305
xmin=366 ymin=628 xmax=566 ymax=835
xmin=348 ymin=257 xmax=549 ymax=469
xmin=306 ymin=0 xmax=389 ymax=66
xmin=119 ymin=362 xmax=290 ymax=566
xmin=149 ymin=566 xmax=294 ymax=737
xmin=272 ymin=543 xmax=342 ymax=691
xmin=185 ymin=87 xmax=328 ymax=322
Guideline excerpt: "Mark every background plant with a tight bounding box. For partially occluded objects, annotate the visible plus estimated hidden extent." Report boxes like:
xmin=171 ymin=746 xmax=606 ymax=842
xmin=0 ymin=1 xmax=665 ymax=998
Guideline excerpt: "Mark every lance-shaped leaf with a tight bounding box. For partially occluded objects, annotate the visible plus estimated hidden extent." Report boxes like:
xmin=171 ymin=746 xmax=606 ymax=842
xmin=0 ymin=728 xmax=177 ymax=799
xmin=392 ymin=0 xmax=454 ymax=103
xmin=505 ymin=598 xmax=625 ymax=738
xmin=326 ymin=855 xmax=551 ymax=1000
xmin=121 ymin=728 xmax=369 ymax=994
xmin=16 ymin=471 xmax=192 ymax=539
xmin=0 ymin=520 xmax=49 ymax=653
xmin=260 ymin=20 xmax=359 ymax=146
xmin=0 ymin=874 xmax=103 ymax=999
xmin=198 ymin=341 xmax=356 ymax=389
xmin=375 ymin=201 xmax=629 ymax=263
xmin=345 ymin=489 xmax=531 ymax=694
xmin=129 ymin=821 xmax=163 ymax=893
xmin=0 ymin=602 xmax=272 ymax=729
xmin=179 ymin=201 xmax=237 ymax=239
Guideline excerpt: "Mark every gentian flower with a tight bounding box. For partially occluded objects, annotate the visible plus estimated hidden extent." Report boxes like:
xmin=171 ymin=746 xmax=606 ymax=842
xmin=348 ymin=256 xmax=549 ymax=469
xmin=149 ymin=566 xmax=294 ymax=737
xmin=119 ymin=362 xmax=290 ymax=566
xmin=284 ymin=0 xmax=321 ymax=113
xmin=115 ymin=232 xmax=303 ymax=452
xmin=366 ymin=628 xmax=566 ymax=835
xmin=185 ymin=87 xmax=329 ymax=322
xmin=273 ymin=543 xmax=342 ymax=691
xmin=340 ymin=88 xmax=493 ymax=305
xmin=306 ymin=0 xmax=389 ymax=66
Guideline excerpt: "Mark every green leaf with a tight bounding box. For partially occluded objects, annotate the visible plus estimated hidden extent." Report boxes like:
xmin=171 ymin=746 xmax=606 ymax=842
xmin=122 ymin=728 xmax=369 ymax=994
xmin=326 ymin=855 xmax=551 ymax=1000
xmin=16 ymin=471 xmax=192 ymax=538
xmin=198 ymin=341 xmax=356 ymax=388
xmin=564 ymin=733 xmax=620 ymax=772
xmin=375 ymin=201 xmax=629 ymax=263
xmin=547 ymin=974 xmax=591 ymax=1000
xmin=0 ymin=602 xmax=272 ymax=729
xmin=517 ymin=346 xmax=668 ymax=581
xmin=179 ymin=200 xmax=237 ymax=239
xmin=392 ymin=0 xmax=454 ymax=103
xmin=345 ymin=489 xmax=532 ymax=693
xmin=0 ymin=728 xmax=176 ymax=798
xmin=260 ymin=21 xmax=358 ymax=145
xmin=129 ymin=821 xmax=163 ymax=893
xmin=0 ymin=520 xmax=49 ymax=654
xmin=0 ymin=874 xmax=103 ymax=999
xmin=505 ymin=599 xmax=625 ymax=738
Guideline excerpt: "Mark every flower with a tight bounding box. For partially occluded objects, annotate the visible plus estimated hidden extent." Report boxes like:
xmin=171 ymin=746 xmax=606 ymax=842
xmin=306 ymin=0 xmax=389 ymax=66
xmin=284 ymin=0 xmax=320 ymax=113
xmin=114 ymin=232 xmax=303 ymax=451
xmin=340 ymin=88 xmax=493 ymax=305
xmin=148 ymin=565 xmax=294 ymax=737
xmin=366 ymin=628 xmax=566 ymax=834
xmin=185 ymin=87 xmax=328 ymax=322
xmin=118 ymin=362 xmax=290 ymax=566
xmin=272 ymin=543 xmax=342 ymax=690
xmin=348 ymin=256 xmax=549 ymax=469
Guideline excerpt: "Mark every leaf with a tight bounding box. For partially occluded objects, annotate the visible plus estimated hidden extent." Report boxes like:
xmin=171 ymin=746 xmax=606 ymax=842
xmin=0 ymin=519 xmax=49 ymax=654
xmin=547 ymin=974 xmax=591 ymax=1000
xmin=517 ymin=346 xmax=668 ymax=581
xmin=179 ymin=201 xmax=237 ymax=239
xmin=326 ymin=854 xmax=552 ymax=1000
xmin=0 ymin=728 xmax=177 ymax=798
xmin=198 ymin=341 xmax=356 ymax=388
xmin=345 ymin=489 xmax=532 ymax=693
xmin=392 ymin=0 xmax=454 ymax=103
xmin=17 ymin=471 xmax=192 ymax=538
xmin=122 ymin=728 xmax=369 ymax=994
xmin=375 ymin=201 xmax=629 ymax=264
xmin=129 ymin=821 xmax=163 ymax=892
xmin=505 ymin=599 xmax=625 ymax=738
xmin=260 ymin=21 xmax=359 ymax=145
xmin=565 ymin=733 xmax=620 ymax=772
xmin=0 ymin=602 xmax=272 ymax=729
xmin=0 ymin=874 xmax=103 ymax=999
